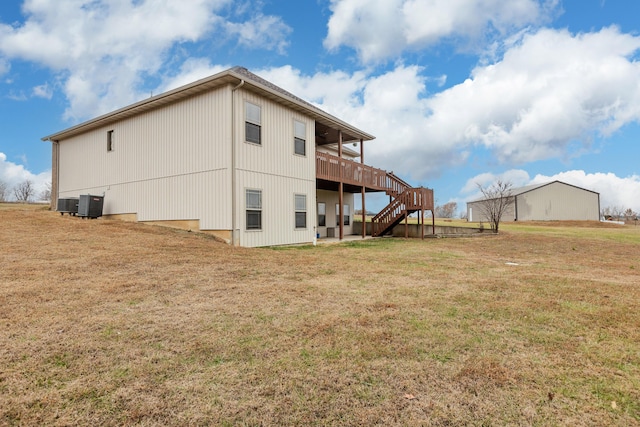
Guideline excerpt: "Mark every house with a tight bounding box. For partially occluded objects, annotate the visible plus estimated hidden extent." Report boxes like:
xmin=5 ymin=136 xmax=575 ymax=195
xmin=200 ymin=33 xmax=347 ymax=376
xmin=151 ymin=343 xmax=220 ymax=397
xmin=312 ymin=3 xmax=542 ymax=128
xmin=43 ymin=67 xmax=433 ymax=247
xmin=466 ymin=180 xmax=600 ymax=223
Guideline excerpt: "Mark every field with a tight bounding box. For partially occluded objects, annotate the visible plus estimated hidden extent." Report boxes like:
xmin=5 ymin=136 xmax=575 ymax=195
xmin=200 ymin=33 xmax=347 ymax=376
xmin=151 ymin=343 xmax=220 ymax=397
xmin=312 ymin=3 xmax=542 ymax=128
xmin=1 ymin=203 xmax=639 ymax=426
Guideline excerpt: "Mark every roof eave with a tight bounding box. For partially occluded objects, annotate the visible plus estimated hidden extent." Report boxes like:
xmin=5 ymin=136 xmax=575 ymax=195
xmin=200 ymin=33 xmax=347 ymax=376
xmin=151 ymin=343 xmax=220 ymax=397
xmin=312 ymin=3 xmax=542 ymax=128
xmin=42 ymin=67 xmax=375 ymax=143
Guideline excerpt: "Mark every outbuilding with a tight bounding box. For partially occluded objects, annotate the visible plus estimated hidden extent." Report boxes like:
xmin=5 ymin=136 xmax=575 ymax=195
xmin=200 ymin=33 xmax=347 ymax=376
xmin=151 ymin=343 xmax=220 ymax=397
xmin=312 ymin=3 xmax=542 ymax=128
xmin=467 ymin=180 xmax=600 ymax=222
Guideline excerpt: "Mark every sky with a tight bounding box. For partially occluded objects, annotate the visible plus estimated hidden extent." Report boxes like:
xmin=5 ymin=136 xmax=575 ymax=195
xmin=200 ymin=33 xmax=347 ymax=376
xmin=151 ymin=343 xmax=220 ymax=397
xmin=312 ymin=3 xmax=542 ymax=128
xmin=1 ymin=0 xmax=640 ymax=215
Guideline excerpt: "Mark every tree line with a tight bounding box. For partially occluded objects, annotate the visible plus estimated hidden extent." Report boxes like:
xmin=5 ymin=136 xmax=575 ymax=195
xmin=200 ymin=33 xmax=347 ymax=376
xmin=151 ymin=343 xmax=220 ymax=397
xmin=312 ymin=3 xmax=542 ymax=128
xmin=0 ymin=179 xmax=51 ymax=203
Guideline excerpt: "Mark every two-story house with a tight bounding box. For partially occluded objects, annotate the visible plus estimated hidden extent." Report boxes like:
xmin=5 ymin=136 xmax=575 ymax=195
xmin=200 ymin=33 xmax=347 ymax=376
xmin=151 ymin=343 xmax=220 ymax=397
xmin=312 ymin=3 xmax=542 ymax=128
xmin=43 ymin=67 xmax=433 ymax=247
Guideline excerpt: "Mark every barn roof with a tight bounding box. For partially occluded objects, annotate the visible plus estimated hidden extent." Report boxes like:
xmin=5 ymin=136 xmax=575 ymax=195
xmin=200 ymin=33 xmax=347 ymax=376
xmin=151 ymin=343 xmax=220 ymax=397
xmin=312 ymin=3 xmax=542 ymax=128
xmin=42 ymin=66 xmax=375 ymax=145
xmin=467 ymin=180 xmax=599 ymax=203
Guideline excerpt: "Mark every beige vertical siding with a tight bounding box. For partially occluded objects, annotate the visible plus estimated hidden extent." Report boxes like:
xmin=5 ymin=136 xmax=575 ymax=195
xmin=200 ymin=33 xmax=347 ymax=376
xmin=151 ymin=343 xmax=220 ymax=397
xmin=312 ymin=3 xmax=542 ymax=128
xmin=236 ymin=171 xmax=316 ymax=247
xmin=58 ymin=85 xmax=233 ymax=231
xmin=517 ymin=182 xmax=599 ymax=221
xmin=232 ymin=89 xmax=317 ymax=247
xmin=316 ymin=190 xmax=355 ymax=238
xmin=466 ymin=182 xmax=599 ymax=223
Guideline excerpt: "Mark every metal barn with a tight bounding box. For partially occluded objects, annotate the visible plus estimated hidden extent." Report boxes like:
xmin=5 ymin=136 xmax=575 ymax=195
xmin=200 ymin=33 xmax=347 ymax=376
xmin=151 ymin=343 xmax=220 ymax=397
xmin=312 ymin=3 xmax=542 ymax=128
xmin=467 ymin=181 xmax=600 ymax=223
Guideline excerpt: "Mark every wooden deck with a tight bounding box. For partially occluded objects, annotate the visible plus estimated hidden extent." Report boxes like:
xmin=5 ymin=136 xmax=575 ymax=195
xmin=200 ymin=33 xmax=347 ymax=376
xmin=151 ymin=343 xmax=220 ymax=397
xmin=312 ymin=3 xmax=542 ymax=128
xmin=316 ymin=150 xmax=435 ymax=238
xmin=315 ymin=151 xmax=408 ymax=196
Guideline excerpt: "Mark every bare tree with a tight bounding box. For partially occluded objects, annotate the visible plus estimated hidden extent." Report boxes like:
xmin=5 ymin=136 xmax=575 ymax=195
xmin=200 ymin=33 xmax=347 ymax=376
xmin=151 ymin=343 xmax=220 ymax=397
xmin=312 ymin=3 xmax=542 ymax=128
xmin=610 ymin=206 xmax=625 ymax=221
xmin=40 ymin=181 xmax=52 ymax=202
xmin=475 ymin=180 xmax=514 ymax=233
xmin=624 ymin=208 xmax=637 ymax=221
xmin=0 ymin=180 xmax=8 ymax=202
xmin=435 ymin=201 xmax=458 ymax=218
xmin=13 ymin=179 xmax=34 ymax=202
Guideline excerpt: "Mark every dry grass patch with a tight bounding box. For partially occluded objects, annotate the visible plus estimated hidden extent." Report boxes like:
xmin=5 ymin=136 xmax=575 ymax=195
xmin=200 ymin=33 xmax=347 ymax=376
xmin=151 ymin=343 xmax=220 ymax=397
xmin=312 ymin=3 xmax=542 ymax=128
xmin=1 ymin=205 xmax=639 ymax=426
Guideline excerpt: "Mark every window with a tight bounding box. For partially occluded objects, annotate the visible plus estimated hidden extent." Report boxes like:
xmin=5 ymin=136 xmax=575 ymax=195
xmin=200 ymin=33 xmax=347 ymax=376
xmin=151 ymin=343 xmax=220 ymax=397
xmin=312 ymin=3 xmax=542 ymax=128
xmin=295 ymin=194 xmax=307 ymax=229
xmin=246 ymin=189 xmax=262 ymax=230
xmin=336 ymin=204 xmax=350 ymax=226
xmin=245 ymin=102 xmax=261 ymax=145
xmin=294 ymin=120 xmax=306 ymax=156
xmin=317 ymin=202 xmax=326 ymax=227
xmin=107 ymin=130 xmax=114 ymax=152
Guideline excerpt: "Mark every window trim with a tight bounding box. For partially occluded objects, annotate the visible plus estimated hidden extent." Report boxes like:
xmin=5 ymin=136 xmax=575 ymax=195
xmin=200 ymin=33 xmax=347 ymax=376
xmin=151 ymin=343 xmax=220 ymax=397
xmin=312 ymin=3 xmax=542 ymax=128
xmin=336 ymin=203 xmax=350 ymax=226
xmin=293 ymin=120 xmax=306 ymax=156
xmin=245 ymin=101 xmax=262 ymax=145
xmin=107 ymin=130 xmax=114 ymax=152
xmin=246 ymin=188 xmax=262 ymax=231
xmin=295 ymin=194 xmax=307 ymax=229
xmin=317 ymin=202 xmax=326 ymax=227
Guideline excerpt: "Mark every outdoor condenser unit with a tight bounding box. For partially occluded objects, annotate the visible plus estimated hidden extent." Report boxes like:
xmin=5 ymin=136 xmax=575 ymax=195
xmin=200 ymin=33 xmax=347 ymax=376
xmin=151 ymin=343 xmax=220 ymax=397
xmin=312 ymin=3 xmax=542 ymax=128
xmin=57 ymin=197 xmax=79 ymax=216
xmin=77 ymin=194 xmax=104 ymax=219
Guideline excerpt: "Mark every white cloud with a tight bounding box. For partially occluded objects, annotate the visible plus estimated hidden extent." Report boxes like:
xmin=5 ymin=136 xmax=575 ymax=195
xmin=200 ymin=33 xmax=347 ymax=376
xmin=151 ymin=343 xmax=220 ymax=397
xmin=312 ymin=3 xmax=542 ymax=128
xmin=324 ymin=0 xmax=559 ymax=62
xmin=532 ymin=170 xmax=640 ymax=213
xmin=461 ymin=169 xmax=640 ymax=213
xmin=32 ymin=83 xmax=53 ymax=99
xmin=225 ymin=14 xmax=292 ymax=54
xmin=423 ymin=26 xmax=640 ymax=167
xmin=0 ymin=58 xmax=9 ymax=76
xmin=156 ymin=59 xmax=229 ymax=93
xmin=0 ymin=152 xmax=51 ymax=201
xmin=0 ymin=0 xmax=291 ymax=122
xmin=160 ymin=24 xmax=640 ymax=188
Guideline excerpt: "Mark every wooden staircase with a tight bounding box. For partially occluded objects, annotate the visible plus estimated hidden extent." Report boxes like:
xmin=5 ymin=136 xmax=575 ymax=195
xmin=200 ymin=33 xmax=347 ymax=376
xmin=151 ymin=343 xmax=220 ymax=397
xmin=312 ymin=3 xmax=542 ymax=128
xmin=315 ymin=151 xmax=434 ymax=237
xmin=372 ymin=186 xmax=434 ymax=237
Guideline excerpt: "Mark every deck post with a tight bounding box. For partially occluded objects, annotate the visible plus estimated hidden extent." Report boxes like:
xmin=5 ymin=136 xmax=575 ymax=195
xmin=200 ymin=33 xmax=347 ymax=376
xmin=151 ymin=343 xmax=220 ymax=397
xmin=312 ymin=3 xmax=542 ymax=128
xmin=360 ymin=138 xmax=365 ymax=238
xmin=338 ymin=130 xmax=344 ymax=241
xmin=421 ymin=193 xmax=425 ymax=240
xmin=432 ymin=209 xmax=435 ymax=234
xmin=405 ymin=203 xmax=409 ymax=238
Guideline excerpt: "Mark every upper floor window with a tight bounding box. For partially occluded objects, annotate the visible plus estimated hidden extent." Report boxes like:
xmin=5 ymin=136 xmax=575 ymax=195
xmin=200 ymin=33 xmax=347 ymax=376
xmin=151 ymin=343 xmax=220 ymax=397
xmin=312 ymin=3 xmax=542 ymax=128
xmin=294 ymin=120 xmax=306 ymax=156
xmin=295 ymin=194 xmax=307 ymax=229
xmin=245 ymin=101 xmax=261 ymax=145
xmin=107 ymin=130 xmax=114 ymax=152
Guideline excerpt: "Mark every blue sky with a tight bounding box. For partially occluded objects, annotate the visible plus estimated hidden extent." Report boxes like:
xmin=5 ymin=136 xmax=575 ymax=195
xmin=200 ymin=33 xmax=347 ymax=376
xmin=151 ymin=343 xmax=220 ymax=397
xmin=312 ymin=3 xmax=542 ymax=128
xmin=1 ymin=0 xmax=640 ymax=214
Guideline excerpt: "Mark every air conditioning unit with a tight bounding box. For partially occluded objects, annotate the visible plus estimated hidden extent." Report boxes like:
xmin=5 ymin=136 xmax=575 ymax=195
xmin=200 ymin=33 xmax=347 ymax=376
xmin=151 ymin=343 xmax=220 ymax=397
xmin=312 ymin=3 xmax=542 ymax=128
xmin=77 ymin=194 xmax=104 ymax=219
xmin=57 ymin=198 xmax=79 ymax=216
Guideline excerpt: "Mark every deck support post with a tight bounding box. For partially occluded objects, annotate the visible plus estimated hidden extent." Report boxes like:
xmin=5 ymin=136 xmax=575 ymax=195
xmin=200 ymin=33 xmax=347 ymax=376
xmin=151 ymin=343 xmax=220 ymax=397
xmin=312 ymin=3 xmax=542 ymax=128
xmin=338 ymin=130 xmax=344 ymax=241
xmin=421 ymin=201 xmax=425 ymax=240
xmin=360 ymin=138 xmax=365 ymax=239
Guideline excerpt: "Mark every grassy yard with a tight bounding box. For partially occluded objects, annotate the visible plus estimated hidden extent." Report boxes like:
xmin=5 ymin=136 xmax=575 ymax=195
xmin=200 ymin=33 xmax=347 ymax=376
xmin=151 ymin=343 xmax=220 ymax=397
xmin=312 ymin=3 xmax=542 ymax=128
xmin=1 ymin=204 xmax=639 ymax=426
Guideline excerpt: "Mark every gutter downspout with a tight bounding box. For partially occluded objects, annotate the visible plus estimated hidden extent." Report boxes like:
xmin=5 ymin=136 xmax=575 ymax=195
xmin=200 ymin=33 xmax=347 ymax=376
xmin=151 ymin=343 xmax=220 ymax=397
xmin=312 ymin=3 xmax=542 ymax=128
xmin=52 ymin=140 xmax=59 ymax=211
xmin=231 ymin=79 xmax=245 ymax=246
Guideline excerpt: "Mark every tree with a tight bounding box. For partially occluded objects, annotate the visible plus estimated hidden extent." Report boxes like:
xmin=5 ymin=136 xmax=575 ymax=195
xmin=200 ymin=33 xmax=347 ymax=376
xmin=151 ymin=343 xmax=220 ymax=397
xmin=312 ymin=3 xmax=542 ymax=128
xmin=0 ymin=180 xmax=8 ymax=202
xmin=40 ymin=181 xmax=52 ymax=202
xmin=435 ymin=201 xmax=458 ymax=218
xmin=13 ymin=179 xmax=34 ymax=202
xmin=475 ymin=180 xmax=514 ymax=233
xmin=610 ymin=206 xmax=625 ymax=221
xmin=624 ymin=208 xmax=637 ymax=221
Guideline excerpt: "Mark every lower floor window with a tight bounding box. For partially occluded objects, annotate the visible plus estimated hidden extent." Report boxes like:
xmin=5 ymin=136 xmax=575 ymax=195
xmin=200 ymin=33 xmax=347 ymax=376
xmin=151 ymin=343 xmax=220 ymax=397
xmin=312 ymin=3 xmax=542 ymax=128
xmin=295 ymin=194 xmax=307 ymax=229
xmin=336 ymin=204 xmax=350 ymax=226
xmin=317 ymin=202 xmax=326 ymax=227
xmin=246 ymin=189 xmax=262 ymax=230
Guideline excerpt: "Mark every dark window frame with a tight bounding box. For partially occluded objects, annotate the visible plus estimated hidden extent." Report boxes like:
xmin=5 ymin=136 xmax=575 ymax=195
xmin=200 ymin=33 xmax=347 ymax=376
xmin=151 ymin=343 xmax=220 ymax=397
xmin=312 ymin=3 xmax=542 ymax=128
xmin=107 ymin=130 xmax=114 ymax=152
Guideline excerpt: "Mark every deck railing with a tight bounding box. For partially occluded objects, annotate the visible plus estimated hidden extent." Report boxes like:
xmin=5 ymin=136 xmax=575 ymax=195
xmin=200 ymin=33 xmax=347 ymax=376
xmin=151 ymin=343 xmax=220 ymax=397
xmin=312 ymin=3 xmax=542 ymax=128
xmin=316 ymin=151 xmax=408 ymax=196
